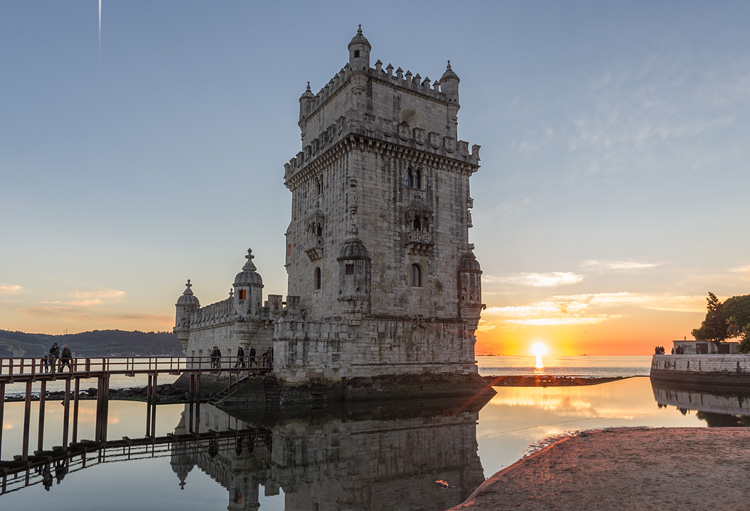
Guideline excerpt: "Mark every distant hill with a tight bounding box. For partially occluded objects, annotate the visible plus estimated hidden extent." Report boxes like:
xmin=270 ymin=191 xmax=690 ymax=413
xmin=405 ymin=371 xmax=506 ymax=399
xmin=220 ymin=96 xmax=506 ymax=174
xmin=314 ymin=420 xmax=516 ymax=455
xmin=0 ymin=329 xmax=184 ymax=358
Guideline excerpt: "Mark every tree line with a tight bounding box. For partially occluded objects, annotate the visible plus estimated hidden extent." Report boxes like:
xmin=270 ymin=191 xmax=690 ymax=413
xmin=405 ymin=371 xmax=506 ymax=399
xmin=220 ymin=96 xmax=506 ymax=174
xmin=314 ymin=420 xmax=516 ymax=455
xmin=692 ymin=292 xmax=750 ymax=353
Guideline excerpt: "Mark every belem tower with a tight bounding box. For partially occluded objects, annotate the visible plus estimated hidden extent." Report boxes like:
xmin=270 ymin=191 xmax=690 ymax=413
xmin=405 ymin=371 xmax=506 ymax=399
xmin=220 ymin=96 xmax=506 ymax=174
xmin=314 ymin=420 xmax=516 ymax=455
xmin=173 ymin=27 xmax=490 ymax=401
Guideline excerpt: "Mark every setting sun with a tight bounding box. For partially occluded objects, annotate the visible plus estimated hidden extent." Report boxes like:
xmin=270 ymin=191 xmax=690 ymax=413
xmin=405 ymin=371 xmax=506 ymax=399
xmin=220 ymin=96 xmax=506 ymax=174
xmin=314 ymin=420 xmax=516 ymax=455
xmin=530 ymin=342 xmax=549 ymax=357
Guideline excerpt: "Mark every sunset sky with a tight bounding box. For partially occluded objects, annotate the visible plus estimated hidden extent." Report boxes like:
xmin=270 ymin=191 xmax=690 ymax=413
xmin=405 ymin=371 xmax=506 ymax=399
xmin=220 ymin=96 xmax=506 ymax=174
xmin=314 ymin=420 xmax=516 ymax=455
xmin=2 ymin=1 xmax=750 ymax=356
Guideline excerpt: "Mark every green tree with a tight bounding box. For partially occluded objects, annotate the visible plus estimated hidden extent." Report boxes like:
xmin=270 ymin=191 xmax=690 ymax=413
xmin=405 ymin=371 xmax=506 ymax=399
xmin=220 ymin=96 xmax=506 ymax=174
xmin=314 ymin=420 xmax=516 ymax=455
xmin=722 ymin=294 xmax=750 ymax=335
xmin=691 ymin=292 xmax=728 ymax=345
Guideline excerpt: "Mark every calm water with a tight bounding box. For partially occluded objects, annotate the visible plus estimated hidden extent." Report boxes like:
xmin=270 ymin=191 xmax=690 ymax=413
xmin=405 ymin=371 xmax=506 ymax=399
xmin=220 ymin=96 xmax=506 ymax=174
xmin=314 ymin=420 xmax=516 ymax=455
xmin=1 ymin=356 xmax=747 ymax=510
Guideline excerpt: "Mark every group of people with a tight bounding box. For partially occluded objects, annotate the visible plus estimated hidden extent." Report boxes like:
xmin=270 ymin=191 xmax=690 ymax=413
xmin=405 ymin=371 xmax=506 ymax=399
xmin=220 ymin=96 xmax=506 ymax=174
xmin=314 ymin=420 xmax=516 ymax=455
xmin=41 ymin=342 xmax=73 ymax=372
xmin=208 ymin=345 xmax=273 ymax=369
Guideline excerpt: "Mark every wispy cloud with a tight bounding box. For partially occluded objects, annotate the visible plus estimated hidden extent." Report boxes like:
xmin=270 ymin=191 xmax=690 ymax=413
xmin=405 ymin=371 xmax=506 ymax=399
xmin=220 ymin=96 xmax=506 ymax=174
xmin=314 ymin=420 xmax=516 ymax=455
xmin=71 ymin=289 xmax=125 ymax=300
xmin=484 ymin=272 xmax=583 ymax=288
xmin=728 ymin=265 xmax=750 ymax=273
xmin=18 ymin=288 xmax=126 ymax=316
xmin=582 ymin=260 xmax=660 ymax=272
xmin=481 ymin=292 xmax=704 ymax=328
xmin=0 ymin=284 xmax=22 ymax=295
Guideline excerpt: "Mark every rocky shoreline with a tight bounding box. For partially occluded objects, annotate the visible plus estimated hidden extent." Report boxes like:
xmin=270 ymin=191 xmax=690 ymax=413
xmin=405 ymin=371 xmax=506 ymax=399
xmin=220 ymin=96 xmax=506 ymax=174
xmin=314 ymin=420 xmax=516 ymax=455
xmin=483 ymin=375 xmax=633 ymax=386
xmin=450 ymin=427 xmax=750 ymax=510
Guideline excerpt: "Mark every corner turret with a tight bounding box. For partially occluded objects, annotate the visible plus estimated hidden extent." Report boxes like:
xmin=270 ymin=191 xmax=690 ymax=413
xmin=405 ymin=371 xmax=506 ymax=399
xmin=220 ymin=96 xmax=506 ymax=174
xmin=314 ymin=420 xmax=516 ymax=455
xmin=299 ymin=81 xmax=314 ymax=124
xmin=174 ymin=280 xmax=199 ymax=351
xmin=348 ymin=25 xmax=371 ymax=71
xmin=458 ymin=247 xmax=483 ymax=329
xmin=337 ymin=225 xmax=371 ymax=317
xmin=233 ymin=249 xmax=264 ymax=317
xmin=440 ymin=60 xmax=460 ymax=138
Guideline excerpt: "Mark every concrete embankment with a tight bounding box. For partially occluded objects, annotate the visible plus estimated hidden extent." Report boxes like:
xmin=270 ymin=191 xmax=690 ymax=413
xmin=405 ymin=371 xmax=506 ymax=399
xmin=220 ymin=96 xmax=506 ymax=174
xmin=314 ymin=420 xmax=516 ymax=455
xmin=650 ymin=354 xmax=750 ymax=388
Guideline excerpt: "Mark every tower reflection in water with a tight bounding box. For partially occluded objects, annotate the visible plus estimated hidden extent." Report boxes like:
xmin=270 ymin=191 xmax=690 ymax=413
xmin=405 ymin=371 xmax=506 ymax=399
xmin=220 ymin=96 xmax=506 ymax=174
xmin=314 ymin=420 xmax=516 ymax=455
xmin=650 ymin=379 xmax=750 ymax=427
xmin=171 ymin=395 xmax=491 ymax=510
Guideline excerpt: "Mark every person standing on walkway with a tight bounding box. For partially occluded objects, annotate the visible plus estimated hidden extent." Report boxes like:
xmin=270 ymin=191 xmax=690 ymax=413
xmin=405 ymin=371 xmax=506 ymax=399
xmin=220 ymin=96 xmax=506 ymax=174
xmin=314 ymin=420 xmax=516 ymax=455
xmin=249 ymin=346 xmax=256 ymax=368
xmin=49 ymin=342 xmax=60 ymax=371
xmin=235 ymin=346 xmax=245 ymax=368
xmin=60 ymin=345 xmax=72 ymax=372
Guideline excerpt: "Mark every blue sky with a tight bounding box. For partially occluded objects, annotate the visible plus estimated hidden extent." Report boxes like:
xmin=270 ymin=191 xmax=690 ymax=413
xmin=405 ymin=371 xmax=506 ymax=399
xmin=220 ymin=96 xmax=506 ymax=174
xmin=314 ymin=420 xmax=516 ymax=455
xmin=2 ymin=1 xmax=749 ymax=354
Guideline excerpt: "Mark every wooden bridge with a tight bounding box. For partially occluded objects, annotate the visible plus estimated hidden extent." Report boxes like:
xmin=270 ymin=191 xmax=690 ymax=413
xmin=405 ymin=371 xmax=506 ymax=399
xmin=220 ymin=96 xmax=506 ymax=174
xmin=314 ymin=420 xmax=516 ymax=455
xmin=0 ymin=421 xmax=271 ymax=495
xmin=0 ymin=356 xmax=272 ymax=465
xmin=0 ymin=355 xmax=272 ymax=385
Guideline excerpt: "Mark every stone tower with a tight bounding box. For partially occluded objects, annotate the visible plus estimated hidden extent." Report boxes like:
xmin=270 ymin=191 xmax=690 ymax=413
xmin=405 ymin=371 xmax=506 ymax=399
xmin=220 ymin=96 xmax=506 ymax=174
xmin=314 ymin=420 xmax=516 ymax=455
xmin=276 ymin=27 xmax=485 ymax=390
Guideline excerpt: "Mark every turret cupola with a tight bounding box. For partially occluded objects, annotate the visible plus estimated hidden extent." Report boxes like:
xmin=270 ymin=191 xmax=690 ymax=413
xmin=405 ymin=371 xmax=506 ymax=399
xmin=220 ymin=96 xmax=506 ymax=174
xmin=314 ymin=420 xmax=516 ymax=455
xmin=440 ymin=60 xmax=460 ymax=103
xmin=299 ymin=81 xmax=314 ymax=122
xmin=174 ymin=280 xmax=199 ymax=352
xmin=233 ymin=249 xmax=264 ymax=317
xmin=348 ymin=25 xmax=371 ymax=71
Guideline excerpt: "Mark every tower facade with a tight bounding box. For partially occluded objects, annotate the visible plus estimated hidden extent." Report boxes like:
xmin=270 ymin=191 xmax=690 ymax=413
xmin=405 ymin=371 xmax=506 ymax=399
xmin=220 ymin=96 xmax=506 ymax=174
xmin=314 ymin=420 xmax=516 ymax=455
xmin=174 ymin=28 xmax=487 ymax=397
xmin=275 ymin=27 xmax=484 ymax=384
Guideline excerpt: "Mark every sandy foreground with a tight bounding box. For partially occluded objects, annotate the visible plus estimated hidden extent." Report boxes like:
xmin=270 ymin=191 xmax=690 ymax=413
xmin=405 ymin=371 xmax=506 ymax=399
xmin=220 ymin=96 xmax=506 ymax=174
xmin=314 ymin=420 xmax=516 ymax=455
xmin=450 ymin=427 xmax=750 ymax=511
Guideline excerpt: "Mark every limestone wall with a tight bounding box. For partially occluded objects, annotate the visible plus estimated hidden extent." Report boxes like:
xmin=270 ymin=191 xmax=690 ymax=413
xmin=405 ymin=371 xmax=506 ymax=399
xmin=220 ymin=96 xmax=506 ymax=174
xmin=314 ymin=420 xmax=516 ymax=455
xmin=274 ymin=317 xmax=477 ymax=383
xmin=650 ymin=354 xmax=750 ymax=387
xmin=187 ymin=322 xmax=274 ymax=368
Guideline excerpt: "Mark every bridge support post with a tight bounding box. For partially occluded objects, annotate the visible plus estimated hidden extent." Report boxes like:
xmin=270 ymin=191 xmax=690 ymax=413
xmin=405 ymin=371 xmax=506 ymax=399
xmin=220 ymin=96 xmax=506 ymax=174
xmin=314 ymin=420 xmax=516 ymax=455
xmin=22 ymin=380 xmax=32 ymax=461
xmin=62 ymin=378 xmax=71 ymax=452
xmin=37 ymin=380 xmax=46 ymax=453
xmin=72 ymin=378 xmax=80 ymax=444
xmin=0 ymin=382 xmax=4 ymax=461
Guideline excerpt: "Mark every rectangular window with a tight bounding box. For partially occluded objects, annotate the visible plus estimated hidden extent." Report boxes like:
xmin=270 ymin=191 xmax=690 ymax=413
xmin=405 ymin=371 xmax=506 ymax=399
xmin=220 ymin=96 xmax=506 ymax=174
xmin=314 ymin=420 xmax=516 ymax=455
xmin=239 ymin=290 xmax=247 ymax=300
xmin=346 ymin=264 xmax=355 ymax=275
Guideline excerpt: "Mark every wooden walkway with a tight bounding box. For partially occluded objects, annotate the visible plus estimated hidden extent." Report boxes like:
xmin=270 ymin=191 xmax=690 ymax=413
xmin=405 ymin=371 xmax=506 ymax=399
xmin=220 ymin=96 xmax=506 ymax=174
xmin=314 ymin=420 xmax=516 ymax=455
xmin=0 ymin=355 xmax=272 ymax=385
xmin=0 ymin=423 xmax=271 ymax=495
xmin=0 ymin=356 xmax=272 ymax=465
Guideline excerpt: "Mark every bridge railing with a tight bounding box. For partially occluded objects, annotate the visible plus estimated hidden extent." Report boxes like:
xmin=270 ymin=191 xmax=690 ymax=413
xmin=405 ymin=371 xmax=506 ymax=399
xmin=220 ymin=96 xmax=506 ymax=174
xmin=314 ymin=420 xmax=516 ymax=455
xmin=0 ymin=355 xmax=273 ymax=381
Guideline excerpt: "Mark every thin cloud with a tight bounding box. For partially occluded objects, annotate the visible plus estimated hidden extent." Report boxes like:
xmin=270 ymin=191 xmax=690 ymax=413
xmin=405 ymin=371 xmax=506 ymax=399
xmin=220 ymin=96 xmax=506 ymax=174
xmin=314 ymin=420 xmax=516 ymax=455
xmin=484 ymin=272 xmax=583 ymax=288
xmin=72 ymin=289 xmax=125 ymax=300
xmin=728 ymin=265 xmax=750 ymax=273
xmin=582 ymin=260 xmax=660 ymax=272
xmin=481 ymin=291 xmax=703 ymax=329
xmin=0 ymin=284 xmax=22 ymax=295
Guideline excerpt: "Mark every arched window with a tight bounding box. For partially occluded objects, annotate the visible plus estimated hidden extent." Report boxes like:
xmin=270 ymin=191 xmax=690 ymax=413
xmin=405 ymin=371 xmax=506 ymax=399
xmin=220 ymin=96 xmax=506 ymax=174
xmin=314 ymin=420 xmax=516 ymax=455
xmin=314 ymin=267 xmax=322 ymax=290
xmin=415 ymin=168 xmax=422 ymax=189
xmin=412 ymin=218 xmax=422 ymax=231
xmin=407 ymin=168 xmax=415 ymax=188
xmin=316 ymin=223 xmax=322 ymax=236
xmin=410 ymin=264 xmax=422 ymax=287
xmin=316 ymin=176 xmax=323 ymax=195
xmin=238 ymin=289 xmax=247 ymax=300
xmin=345 ymin=263 xmax=355 ymax=275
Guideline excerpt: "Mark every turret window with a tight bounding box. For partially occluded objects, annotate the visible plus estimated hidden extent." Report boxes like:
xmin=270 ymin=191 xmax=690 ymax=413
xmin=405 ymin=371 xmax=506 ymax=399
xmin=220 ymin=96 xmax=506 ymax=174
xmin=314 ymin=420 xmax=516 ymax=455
xmin=238 ymin=290 xmax=247 ymax=300
xmin=407 ymin=166 xmax=424 ymax=189
xmin=410 ymin=264 xmax=422 ymax=287
xmin=354 ymin=50 xmax=360 ymax=58
xmin=345 ymin=264 xmax=355 ymax=275
xmin=314 ymin=267 xmax=322 ymax=289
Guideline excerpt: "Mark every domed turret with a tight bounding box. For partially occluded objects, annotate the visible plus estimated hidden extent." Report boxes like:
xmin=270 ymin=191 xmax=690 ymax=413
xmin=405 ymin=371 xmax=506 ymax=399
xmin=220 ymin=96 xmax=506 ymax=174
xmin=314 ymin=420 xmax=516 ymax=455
xmin=458 ymin=248 xmax=483 ymax=327
xmin=440 ymin=60 xmax=460 ymax=102
xmin=338 ymin=237 xmax=370 ymax=260
xmin=337 ymin=225 xmax=371 ymax=315
xmin=174 ymin=280 xmax=199 ymax=352
xmin=233 ymin=249 xmax=264 ymax=317
xmin=348 ymin=25 xmax=371 ymax=71
xmin=299 ymin=81 xmax=314 ymax=122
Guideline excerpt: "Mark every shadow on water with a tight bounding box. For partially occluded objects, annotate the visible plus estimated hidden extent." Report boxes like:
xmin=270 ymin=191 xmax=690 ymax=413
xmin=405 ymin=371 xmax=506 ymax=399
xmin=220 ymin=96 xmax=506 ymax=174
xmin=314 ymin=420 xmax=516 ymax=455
xmin=650 ymin=379 xmax=750 ymax=427
xmin=2 ymin=392 xmax=493 ymax=510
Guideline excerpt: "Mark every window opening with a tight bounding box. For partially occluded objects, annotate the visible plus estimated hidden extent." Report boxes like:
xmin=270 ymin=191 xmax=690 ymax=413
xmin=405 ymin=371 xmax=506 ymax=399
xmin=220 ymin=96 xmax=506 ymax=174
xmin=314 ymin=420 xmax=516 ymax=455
xmin=315 ymin=267 xmax=322 ymax=290
xmin=410 ymin=264 xmax=422 ymax=287
xmin=345 ymin=264 xmax=355 ymax=275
